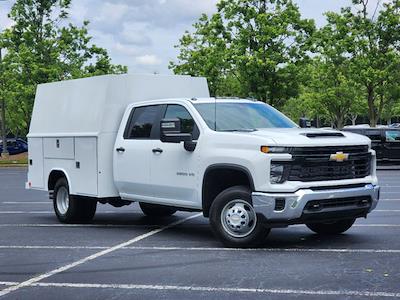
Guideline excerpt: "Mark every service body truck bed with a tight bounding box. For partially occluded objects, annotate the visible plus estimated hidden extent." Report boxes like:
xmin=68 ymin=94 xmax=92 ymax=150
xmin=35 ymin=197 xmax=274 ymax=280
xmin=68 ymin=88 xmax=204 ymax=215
xmin=27 ymin=74 xmax=209 ymax=197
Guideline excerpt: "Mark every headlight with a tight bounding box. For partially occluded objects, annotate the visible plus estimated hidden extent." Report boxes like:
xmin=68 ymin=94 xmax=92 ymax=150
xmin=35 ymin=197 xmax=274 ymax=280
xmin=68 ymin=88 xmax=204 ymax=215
xmin=261 ymin=146 xmax=291 ymax=154
xmin=270 ymin=163 xmax=286 ymax=184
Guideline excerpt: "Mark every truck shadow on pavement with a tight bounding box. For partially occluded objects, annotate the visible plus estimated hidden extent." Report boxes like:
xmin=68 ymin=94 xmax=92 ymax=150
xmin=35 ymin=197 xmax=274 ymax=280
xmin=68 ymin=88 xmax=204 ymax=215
xmin=37 ymin=212 xmax=372 ymax=249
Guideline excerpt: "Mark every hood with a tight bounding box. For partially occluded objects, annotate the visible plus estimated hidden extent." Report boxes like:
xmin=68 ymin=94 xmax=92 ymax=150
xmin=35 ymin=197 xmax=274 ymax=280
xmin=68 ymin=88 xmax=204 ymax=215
xmin=248 ymin=128 xmax=371 ymax=147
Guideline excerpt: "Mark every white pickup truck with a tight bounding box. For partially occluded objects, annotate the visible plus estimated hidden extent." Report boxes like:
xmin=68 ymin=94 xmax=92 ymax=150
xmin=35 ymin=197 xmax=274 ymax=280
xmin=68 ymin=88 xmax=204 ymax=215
xmin=27 ymin=74 xmax=380 ymax=247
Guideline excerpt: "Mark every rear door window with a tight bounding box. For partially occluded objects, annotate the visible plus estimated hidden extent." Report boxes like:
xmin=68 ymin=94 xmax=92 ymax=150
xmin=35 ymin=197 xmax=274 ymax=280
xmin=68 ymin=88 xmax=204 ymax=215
xmin=124 ymin=105 xmax=162 ymax=139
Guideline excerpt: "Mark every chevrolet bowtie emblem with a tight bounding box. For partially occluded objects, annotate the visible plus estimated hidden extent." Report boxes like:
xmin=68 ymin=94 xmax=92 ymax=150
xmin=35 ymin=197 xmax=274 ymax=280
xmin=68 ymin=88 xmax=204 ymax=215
xmin=330 ymin=152 xmax=349 ymax=162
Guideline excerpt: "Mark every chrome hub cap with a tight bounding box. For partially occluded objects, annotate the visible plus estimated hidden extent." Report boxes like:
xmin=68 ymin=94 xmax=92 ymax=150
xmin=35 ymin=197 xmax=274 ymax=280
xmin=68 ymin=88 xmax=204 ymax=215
xmin=56 ymin=186 xmax=69 ymax=215
xmin=221 ymin=200 xmax=257 ymax=238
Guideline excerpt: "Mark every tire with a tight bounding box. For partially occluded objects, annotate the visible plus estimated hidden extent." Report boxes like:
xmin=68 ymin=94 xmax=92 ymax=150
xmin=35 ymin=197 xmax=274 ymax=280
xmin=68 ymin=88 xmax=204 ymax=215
xmin=139 ymin=202 xmax=177 ymax=217
xmin=209 ymin=185 xmax=270 ymax=248
xmin=53 ymin=177 xmax=97 ymax=223
xmin=306 ymin=218 xmax=356 ymax=235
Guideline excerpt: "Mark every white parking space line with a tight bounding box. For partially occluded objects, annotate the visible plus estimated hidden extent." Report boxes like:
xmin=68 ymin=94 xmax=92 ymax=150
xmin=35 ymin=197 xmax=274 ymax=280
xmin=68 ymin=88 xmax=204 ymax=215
xmin=0 ymin=282 xmax=18 ymax=286
xmin=353 ymin=224 xmax=400 ymax=227
xmin=2 ymin=281 xmax=399 ymax=298
xmin=1 ymin=209 xmax=400 ymax=214
xmin=0 ymin=245 xmax=400 ymax=254
xmin=0 ymin=224 xmax=152 ymax=228
xmin=0 ymin=213 xmax=202 ymax=297
xmin=127 ymin=246 xmax=400 ymax=254
xmin=0 ymin=211 xmax=54 ymax=214
xmin=0 ymin=211 xmax=132 ymax=214
xmin=2 ymin=202 xmax=49 ymax=204
xmin=381 ymin=199 xmax=400 ymax=201
xmin=0 ymin=246 xmax=107 ymax=250
xmin=1 ymin=199 xmax=399 ymax=204
xmin=288 ymin=224 xmax=400 ymax=227
xmin=1 ymin=223 xmax=400 ymax=228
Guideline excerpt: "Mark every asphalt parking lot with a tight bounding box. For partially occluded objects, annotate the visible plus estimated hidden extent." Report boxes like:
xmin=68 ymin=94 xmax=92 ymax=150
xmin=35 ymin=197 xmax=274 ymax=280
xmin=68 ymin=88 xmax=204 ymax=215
xmin=0 ymin=168 xmax=399 ymax=299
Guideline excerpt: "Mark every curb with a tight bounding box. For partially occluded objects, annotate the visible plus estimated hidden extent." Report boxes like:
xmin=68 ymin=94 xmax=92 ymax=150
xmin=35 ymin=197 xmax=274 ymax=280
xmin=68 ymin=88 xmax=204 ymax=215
xmin=0 ymin=164 xmax=28 ymax=168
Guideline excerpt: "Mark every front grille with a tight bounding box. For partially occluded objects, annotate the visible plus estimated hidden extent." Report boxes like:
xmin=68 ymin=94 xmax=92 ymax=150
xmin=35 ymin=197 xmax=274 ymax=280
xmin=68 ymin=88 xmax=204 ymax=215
xmin=282 ymin=145 xmax=371 ymax=182
xmin=303 ymin=196 xmax=372 ymax=213
xmin=291 ymin=145 xmax=369 ymax=156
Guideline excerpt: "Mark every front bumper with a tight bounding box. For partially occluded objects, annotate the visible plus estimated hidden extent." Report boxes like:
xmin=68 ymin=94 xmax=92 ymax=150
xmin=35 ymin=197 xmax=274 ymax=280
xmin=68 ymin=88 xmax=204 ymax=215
xmin=252 ymin=184 xmax=380 ymax=225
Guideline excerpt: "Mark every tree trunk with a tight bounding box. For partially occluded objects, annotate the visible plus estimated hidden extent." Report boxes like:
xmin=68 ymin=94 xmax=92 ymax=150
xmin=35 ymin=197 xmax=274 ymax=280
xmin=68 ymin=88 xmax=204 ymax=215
xmin=377 ymin=91 xmax=385 ymax=125
xmin=351 ymin=115 xmax=357 ymax=126
xmin=316 ymin=116 xmax=320 ymax=128
xmin=336 ymin=115 xmax=344 ymax=130
xmin=367 ymin=84 xmax=377 ymax=127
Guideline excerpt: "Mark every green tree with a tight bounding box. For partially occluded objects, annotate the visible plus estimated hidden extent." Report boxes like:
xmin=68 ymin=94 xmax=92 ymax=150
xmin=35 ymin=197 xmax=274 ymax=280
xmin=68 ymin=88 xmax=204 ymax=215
xmin=295 ymin=10 xmax=368 ymax=129
xmin=0 ymin=0 xmax=127 ymax=136
xmin=285 ymin=0 xmax=399 ymax=128
xmin=171 ymin=0 xmax=315 ymax=107
xmin=341 ymin=0 xmax=400 ymax=126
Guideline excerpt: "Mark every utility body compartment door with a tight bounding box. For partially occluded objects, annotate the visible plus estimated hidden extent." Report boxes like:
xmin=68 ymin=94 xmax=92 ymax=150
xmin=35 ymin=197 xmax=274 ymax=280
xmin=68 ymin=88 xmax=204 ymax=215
xmin=73 ymin=137 xmax=98 ymax=195
xmin=43 ymin=137 xmax=74 ymax=159
xmin=27 ymin=138 xmax=44 ymax=189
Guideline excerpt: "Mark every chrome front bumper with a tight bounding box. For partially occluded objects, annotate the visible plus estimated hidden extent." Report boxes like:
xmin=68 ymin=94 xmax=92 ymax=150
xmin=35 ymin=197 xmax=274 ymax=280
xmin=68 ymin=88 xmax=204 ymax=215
xmin=252 ymin=184 xmax=380 ymax=223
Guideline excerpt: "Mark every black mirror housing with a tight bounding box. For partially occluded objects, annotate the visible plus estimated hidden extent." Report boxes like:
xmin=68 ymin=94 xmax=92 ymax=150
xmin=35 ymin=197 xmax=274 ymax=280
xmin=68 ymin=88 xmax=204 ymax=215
xmin=160 ymin=118 xmax=192 ymax=143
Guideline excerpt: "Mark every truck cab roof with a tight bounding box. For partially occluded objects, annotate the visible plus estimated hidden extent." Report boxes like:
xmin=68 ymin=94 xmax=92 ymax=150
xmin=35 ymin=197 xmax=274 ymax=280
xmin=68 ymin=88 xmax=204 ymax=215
xmin=188 ymin=97 xmax=260 ymax=104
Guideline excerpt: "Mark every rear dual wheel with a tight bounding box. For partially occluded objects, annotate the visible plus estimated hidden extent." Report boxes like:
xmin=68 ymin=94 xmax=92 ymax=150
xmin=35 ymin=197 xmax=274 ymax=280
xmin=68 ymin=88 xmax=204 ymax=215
xmin=53 ymin=177 xmax=97 ymax=223
xmin=210 ymin=186 xmax=270 ymax=248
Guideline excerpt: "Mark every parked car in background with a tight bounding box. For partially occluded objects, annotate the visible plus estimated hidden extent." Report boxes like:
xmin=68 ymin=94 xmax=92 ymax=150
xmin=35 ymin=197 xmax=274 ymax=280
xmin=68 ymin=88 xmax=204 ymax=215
xmin=342 ymin=127 xmax=400 ymax=164
xmin=389 ymin=123 xmax=400 ymax=128
xmin=0 ymin=138 xmax=28 ymax=155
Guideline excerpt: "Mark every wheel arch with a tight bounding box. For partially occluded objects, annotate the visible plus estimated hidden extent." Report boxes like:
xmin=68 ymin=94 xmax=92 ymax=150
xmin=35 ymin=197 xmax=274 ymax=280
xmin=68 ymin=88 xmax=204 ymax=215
xmin=201 ymin=164 xmax=255 ymax=217
xmin=47 ymin=168 xmax=71 ymax=191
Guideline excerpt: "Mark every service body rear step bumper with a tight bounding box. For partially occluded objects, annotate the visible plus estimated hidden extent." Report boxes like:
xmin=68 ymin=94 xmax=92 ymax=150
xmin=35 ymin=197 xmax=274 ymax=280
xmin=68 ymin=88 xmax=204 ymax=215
xmin=252 ymin=184 xmax=380 ymax=226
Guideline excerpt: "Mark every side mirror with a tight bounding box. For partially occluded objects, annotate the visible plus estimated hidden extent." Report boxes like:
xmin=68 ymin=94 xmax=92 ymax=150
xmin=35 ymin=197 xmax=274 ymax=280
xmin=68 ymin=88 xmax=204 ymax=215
xmin=299 ymin=117 xmax=311 ymax=128
xmin=160 ymin=119 xmax=192 ymax=143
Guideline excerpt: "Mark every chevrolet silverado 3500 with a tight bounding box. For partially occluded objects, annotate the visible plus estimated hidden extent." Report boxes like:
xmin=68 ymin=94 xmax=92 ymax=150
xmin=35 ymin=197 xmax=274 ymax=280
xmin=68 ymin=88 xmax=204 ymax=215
xmin=26 ymin=74 xmax=380 ymax=247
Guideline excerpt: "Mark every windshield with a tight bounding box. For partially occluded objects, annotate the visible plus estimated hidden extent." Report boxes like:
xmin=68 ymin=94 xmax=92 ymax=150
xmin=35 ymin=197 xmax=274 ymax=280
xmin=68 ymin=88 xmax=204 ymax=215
xmin=194 ymin=102 xmax=297 ymax=131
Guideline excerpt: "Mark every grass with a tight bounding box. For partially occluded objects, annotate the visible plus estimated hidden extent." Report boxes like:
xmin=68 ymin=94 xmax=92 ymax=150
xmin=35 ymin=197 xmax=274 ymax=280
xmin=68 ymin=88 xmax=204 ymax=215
xmin=0 ymin=152 xmax=28 ymax=166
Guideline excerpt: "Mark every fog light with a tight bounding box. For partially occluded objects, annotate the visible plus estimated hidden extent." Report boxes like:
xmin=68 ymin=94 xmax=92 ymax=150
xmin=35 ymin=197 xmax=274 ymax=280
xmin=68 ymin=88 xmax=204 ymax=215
xmin=274 ymin=198 xmax=286 ymax=211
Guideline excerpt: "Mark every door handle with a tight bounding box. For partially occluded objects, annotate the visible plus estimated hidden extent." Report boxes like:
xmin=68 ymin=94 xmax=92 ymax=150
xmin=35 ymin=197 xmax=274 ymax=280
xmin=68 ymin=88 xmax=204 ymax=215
xmin=116 ymin=147 xmax=125 ymax=153
xmin=152 ymin=148 xmax=163 ymax=154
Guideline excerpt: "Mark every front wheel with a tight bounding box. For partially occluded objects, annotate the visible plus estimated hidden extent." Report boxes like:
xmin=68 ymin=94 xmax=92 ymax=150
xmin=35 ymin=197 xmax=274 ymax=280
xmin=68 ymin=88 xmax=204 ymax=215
xmin=306 ymin=218 xmax=356 ymax=235
xmin=53 ymin=177 xmax=97 ymax=223
xmin=209 ymin=186 xmax=270 ymax=248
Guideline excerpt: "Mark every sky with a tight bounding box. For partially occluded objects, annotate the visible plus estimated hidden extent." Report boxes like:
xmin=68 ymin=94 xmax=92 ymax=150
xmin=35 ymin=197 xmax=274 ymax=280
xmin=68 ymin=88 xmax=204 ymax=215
xmin=0 ymin=0 xmax=386 ymax=74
